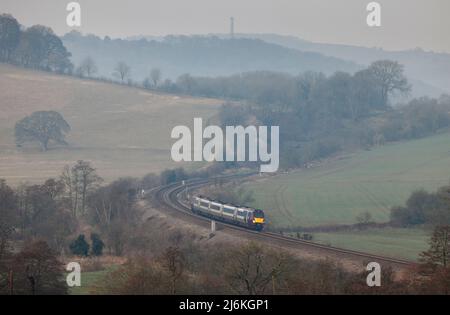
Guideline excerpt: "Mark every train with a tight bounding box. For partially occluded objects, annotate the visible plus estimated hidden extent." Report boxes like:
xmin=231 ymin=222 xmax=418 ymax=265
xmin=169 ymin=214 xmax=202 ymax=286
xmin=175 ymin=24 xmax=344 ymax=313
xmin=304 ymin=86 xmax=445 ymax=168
xmin=191 ymin=196 xmax=265 ymax=231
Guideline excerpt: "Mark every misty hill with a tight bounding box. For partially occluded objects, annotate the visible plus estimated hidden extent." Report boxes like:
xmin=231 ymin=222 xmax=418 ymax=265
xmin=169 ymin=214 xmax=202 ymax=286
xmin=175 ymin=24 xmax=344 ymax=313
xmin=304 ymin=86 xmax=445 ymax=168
xmin=0 ymin=63 xmax=221 ymax=185
xmin=230 ymin=33 xmax=450 ymax=96
xmin=62 ymin=32 xmax=360 ymax=82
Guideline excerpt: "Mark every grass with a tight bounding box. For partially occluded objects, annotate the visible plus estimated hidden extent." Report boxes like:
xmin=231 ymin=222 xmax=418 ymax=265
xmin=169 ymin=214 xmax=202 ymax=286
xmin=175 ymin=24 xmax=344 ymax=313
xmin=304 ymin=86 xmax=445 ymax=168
xmin=0 ymin=64 xmax=222 ymax=185
xmin=310 ymin=227 xmax=430 ymax=261
xmin=69 ymin=267 xmax=114 ymax=295
xmin=245 ymin=132 xmax=450 ymax=228
xmin=243 ymin=133 xmax=450 ymax=260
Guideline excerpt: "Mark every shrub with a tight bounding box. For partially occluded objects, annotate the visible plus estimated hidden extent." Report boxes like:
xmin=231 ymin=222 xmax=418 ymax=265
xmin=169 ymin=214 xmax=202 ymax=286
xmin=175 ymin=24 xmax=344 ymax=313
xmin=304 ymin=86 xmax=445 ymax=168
xmin=69 ymin=234 xmax=90 ymax=256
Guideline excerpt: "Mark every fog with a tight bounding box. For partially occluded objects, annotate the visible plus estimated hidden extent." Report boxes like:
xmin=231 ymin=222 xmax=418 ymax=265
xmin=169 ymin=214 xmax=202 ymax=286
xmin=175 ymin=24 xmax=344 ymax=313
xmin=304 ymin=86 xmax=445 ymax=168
xmin=2 ymin=0 xmax=450 ymax=53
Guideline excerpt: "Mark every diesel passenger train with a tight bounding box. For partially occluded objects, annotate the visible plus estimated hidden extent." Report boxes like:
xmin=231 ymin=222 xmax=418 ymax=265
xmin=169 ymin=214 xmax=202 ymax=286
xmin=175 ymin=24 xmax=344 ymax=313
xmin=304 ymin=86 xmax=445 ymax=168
xmin=191 ymin=196 xmax=265 ymax=231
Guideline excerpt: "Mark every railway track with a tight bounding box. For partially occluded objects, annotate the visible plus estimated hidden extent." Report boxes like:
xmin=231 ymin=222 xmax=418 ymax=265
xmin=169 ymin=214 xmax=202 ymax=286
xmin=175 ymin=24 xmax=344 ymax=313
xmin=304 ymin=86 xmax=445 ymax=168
xmin=151 ymin=173 xmax=413 ymax=269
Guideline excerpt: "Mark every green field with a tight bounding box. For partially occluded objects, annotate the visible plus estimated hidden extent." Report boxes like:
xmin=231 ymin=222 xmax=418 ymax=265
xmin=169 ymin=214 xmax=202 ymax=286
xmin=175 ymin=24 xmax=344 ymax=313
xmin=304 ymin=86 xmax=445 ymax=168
xmin=245 ymin=132 xmax=450 ymax=228
xmin=311 ymin=227 xmax=430 ymax=261
xmin=69 ymin=268 xmax=111 ymax=295
xmin=0 ymin=64 xmax=221 ymax=185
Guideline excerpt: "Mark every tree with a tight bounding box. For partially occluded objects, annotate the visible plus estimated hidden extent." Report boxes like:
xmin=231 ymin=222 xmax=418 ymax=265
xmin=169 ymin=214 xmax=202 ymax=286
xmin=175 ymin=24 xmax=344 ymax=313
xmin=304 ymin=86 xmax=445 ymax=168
xmin=420 ymin=225 xmax=450 ymax=268
xmin=150 ymin=68 xmax=162 ymax=87
xmin=71 ymin=161 xmax=102 ymax=216
xmin=350 ymin=69 xmax=383 ymax=119
xmin=87 ymin=178 xmax=140 ymax=256
xmin=367 ymin=60 xmax=411 ymax=107
xmin=159 ymin=246 xmax=185 ymax=294
xmin=113 ymin=61 xmax=131 ymax=83
xmin=105 ymin=221 xmax=128 ymax=256
xmin=390 ymin=189 xmax=443 ymax=227
xmin=0 ymin=14 xmax=21 ymax=62
xmin=61 ymin=161 xmax=102 ymax=218
xmin=0 ymin=180 xmax=17 ymax=261
xmin=224 ymin=242 xmax=293 ymax=295
xmin=12 ymin=240 xmax=67 ymax=295
xmin=69 ymin=234 xmax=90 ymax=256
xmin=91 ymin=258 xmax=178 ymax=294
xmin=356 ymin=211 xmax=373 ymax=225
xmin=176 ymin=73 xmax=196 ymax=94
xmin=15 ymin=111 xmax=70 ymax=151
xmin=90 ymin=233 xmax=105 ymax=256
xmin=14 ymin=25 xmax=72 ymax=73
xmin=142 ymin=77 xmax=152 ymax=89
xmin=77 ymin=56 xmax=97 ymax=77
xmin=15 ymin=180 xmax=76 ymax=252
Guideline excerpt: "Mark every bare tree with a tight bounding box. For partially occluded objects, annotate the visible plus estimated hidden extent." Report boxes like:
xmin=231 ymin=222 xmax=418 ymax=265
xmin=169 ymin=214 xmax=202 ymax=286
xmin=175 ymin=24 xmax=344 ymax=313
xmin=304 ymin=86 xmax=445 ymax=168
xmin=0 ymin=180 xmax=17 ymax=261
xmin=61 ymin=161 xmax=102 ymax=218
xmin=420 ymin=225 xmax=450 ymax=268
xmin=12 ymin=240 xmax=67 ymax=295
xmin=367 ymin=60 xmax=411 ymax=107
xmin=150 ymin=68 xmax=162 ymax=87
xmin=72 ymin=161 xmax=102 ymax=216
xmin=224 ymin=242 xmax=293 ymax=295
xmin=60 ymin=165 xmax=76 ymax=217
xmin=113 ymin=61 xmax=131 ymax=83
xmin=78 ymin=56 xmax=97 ymax=77
xmin=159 ymin=246 xmax=185 ymax=294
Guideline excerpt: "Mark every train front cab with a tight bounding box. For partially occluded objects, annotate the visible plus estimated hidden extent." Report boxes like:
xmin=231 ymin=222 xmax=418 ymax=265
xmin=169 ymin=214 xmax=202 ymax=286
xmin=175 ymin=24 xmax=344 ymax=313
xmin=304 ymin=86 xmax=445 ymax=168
xmin=251 ymin=209 xmax=265 ymax=231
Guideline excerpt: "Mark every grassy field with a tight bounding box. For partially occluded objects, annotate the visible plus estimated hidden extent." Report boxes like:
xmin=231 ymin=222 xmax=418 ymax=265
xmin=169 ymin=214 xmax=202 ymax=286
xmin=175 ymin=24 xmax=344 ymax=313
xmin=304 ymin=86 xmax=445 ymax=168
xmin=69 ymin=268 xmax=112 ymax=295
xmin=245 ymin=132 xmax=450 ymax=228
xmin=0 ymin=64 xmax=222 ymax=185
xmin=310 ymin=227 xmax=430 ymax=261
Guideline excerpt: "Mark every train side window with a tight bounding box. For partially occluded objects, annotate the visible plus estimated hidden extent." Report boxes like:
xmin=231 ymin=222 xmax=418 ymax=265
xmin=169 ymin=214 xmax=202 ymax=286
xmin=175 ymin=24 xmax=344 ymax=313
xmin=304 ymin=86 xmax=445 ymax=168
xmin=223 ymin=207 xmax=234 ymax=215
xmin=200 ymin=201 xmax=209 ymax=208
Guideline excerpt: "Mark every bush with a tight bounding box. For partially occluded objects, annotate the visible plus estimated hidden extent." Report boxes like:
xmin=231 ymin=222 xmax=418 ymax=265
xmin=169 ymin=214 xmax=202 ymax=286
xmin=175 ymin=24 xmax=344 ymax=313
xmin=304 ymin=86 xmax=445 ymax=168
xmin=390 ymin=189 xmax=448 ymax=227
xmin=91 ymin=233 xmax=105 ymax=256
xmin=69 ymin=234 xmax=90 ymax=256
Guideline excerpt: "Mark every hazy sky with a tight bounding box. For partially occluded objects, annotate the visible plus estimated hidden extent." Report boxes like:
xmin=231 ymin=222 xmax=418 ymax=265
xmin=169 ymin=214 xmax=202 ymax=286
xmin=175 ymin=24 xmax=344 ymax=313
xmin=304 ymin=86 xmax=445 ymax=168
xmin=2 ymin=0 xmax=449 ymax=53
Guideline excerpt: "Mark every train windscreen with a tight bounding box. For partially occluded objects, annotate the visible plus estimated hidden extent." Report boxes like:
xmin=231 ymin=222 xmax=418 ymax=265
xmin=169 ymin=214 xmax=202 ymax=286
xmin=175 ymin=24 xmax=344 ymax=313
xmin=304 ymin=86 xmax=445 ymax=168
xmin=254 ymin=209 xmax=265 ymax=218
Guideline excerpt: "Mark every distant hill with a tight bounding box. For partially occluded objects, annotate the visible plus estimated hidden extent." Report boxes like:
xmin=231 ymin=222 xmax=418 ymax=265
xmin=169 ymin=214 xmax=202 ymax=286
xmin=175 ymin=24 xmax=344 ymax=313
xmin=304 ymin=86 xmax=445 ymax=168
xmin=62 ymin=32 xmax=360 ymax=83
xmin=227 ymin=33 xmax=450 ymax=97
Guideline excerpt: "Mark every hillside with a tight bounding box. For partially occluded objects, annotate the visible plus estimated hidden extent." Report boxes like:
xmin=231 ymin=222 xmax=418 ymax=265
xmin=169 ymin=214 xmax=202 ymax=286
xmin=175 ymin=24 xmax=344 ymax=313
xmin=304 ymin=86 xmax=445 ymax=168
xmin=232 ymin=33 xmax=450 ymax=97
xmin=0 ymin=64 xmax=222 ymax=185
xmin=62 ymin=32 xmax=360 ymax=82
xmin=244 ymin=131 xmax=450 ymax=228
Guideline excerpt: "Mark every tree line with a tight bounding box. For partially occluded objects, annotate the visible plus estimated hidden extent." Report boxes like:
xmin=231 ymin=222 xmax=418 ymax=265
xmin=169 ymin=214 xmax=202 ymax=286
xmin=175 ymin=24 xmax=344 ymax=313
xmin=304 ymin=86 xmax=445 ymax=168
xmin=0 ymin=14 xmax=72 ymax=73
xmin=390 ymin=185 xmax=450 ymax=228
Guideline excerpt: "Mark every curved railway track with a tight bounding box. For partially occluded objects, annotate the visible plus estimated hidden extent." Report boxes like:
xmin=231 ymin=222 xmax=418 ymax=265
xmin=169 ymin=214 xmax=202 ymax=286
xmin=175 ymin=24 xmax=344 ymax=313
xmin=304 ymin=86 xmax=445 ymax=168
xmin=151 ymin=173 xmax=413 ymax=269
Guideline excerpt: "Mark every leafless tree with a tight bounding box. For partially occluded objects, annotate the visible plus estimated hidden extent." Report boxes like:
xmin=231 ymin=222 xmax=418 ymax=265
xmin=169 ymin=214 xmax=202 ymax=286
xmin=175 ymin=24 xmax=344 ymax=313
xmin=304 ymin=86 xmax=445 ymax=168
xmin=224 ymin=242 xmax=293 ymax=295
xmin=420 ymin=225 xmax=450 ymax=268
xmin=78 ymin=56 xmax=97 ymax=77
xmin=61 ymin=161 xmax=102 ymax=217
xmin=12 ymin=240 xmax=67 ymax=295
xmin=150 ymin=68 xmax=162 ymax=87
xmin=367 ymin=60 xmax=411 ymax=106
xmin=113 ymin=61 xmax=131 ymax=83
xmin=159 ymin=246 xmax=185 ymax=294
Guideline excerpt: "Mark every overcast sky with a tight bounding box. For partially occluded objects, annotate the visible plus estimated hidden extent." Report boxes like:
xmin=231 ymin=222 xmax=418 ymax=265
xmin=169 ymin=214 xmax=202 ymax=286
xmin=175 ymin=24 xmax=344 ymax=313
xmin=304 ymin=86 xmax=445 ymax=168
xmin=2 ymin=0 xmax=449 ymax=53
